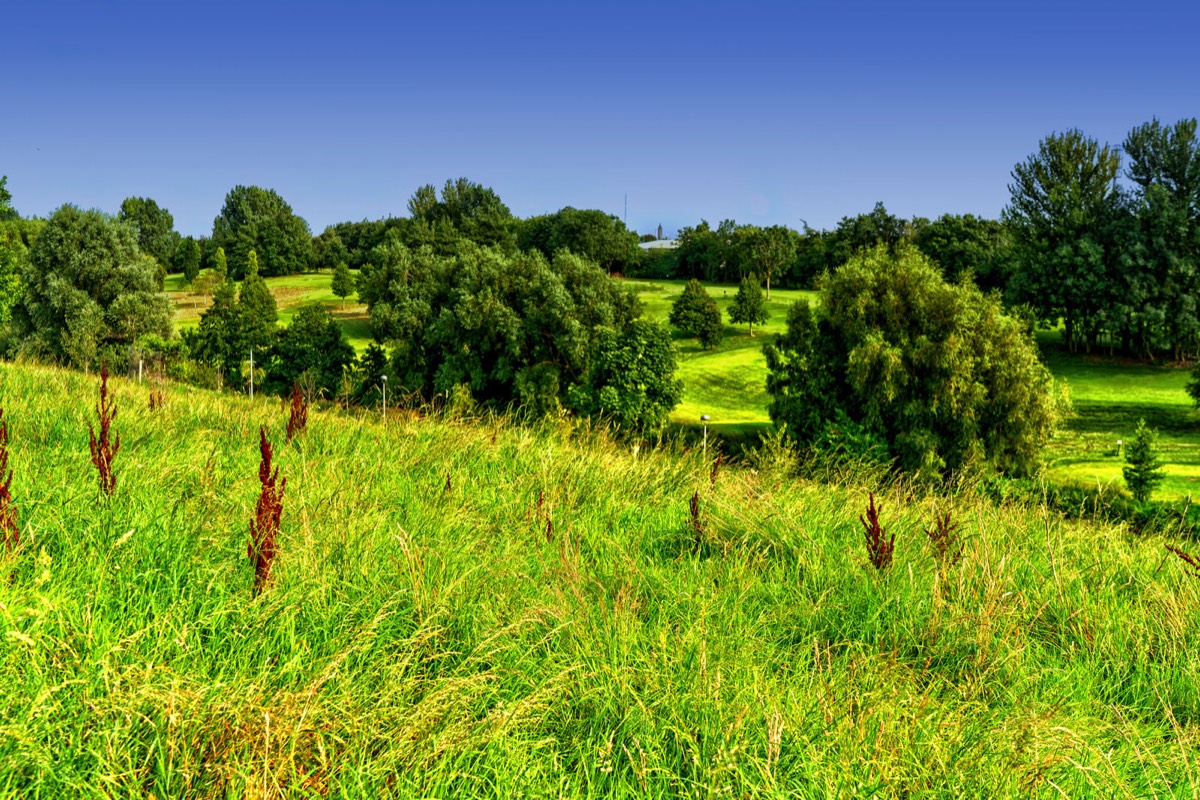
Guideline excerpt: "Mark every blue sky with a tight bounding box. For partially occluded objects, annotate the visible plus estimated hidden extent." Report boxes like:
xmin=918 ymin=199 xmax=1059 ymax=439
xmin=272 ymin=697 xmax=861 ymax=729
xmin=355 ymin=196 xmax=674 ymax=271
xmin=4 ymin=1 xmax=1198 ymax=238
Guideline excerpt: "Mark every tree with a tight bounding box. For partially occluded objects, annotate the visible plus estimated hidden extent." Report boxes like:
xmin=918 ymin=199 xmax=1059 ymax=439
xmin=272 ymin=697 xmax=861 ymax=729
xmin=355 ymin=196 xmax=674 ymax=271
xmin=518 ymin=207 xmax=641 ymax=274
xmin=211 ymin=185 xmax=312 ymax=278
xmin=1004 ymin=129 xmax=1123 ymax=351
xmin=764 ymin=244 xmax=1066 ymax=479
xmin=176 ymin=237 xmax=202 ymax=285
xmin=913 ymin=213 xmax=1012 ymax=292
xmin=187 ymin=276 xmax=243 ymax=383
xmin=13 ymin=205 xmax=172 ymax=367
xmin=0 ymin=227 xmax=25 ymax=325
xmin=1123 ymin=418 xmax=1164 ymax=502
xmin=728 ymin=273 xmax=768 ymax=336
xmin=238 ymin=250 xmax=278 ymax=351
xmin=311 ymin=228 xmax=349 ymax=272
xmin=0 ymin=176 xmax=16 ymax=221
xmin=263 ymin=304 xmax=356 ymax=397
xmin=669 ymin=279 xmax=723 ymax=349
xmin=118 ymin=196 xmax=180 ymax=268
xmin=567 ymin=320 xmax=684 ymax=435
xmin=406 ymin=178 xmax=514 ymax=251
xmin=826 ymin=202 xmax=909 ymax=266
xmin=330 ymin=261 xmax=354 ymax=309
xmin=742 ymin=225 xmax=797 ymax=299
xmin=212 ymin=246 xmax=228 ymax=283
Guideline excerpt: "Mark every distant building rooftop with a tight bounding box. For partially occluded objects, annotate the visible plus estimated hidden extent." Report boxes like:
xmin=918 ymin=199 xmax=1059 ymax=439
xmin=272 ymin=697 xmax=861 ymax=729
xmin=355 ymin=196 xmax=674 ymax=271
xmin=638 ymin=239 xmax=679 ymax=250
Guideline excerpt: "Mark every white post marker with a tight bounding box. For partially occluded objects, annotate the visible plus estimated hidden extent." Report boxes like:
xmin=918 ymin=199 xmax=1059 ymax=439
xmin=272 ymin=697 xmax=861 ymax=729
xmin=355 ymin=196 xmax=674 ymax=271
xmin=381 ymin=374 xmax=387 ymax=418
xmin=701 ymin=414 xmax=710 ymax=458
xmin=138 ymin=358 xmax=143 ymax=384
xmin=249 ymin=347 xmax=255 ymax=400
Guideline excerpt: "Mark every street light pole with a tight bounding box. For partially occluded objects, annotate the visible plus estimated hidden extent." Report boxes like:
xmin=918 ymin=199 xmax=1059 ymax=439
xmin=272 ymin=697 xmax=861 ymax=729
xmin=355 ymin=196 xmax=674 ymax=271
xmin=381 ymin=374 xmax=387 ymax=418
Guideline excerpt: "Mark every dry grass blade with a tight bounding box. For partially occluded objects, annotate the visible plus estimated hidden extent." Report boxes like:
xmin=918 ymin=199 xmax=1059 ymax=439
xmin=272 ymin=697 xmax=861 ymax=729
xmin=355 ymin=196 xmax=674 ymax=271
xmin=924 ymin=509 xmax=961 ymax=567
xmin=1165 ymin=544 xmax=1200 ymax=578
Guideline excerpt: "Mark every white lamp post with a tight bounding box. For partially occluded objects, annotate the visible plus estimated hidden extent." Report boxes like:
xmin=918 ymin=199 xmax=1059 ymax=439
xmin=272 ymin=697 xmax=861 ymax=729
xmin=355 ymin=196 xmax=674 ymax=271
xmin=381 ymin=374 xmax=388 ymax=418
xmin=701 ymin=414 xmax=710 ymax=458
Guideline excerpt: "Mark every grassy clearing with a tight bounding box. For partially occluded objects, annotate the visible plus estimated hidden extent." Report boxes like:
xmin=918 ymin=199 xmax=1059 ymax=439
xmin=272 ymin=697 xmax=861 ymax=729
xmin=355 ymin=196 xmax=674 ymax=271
xmin=1 ymin=362 xmax=1200 ymax=796
xmin=166 ymin=271 xmax=372 ymax=352
xmin=620 ymin=279 xmax=817 ymax=435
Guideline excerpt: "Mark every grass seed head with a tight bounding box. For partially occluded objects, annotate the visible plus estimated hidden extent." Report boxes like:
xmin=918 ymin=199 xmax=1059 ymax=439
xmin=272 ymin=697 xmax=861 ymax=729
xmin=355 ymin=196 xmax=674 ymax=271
xmin=286 ymin=380 xmax=308 ymax=442
xmin=249 ymin=426 xmax=286 ymax=596
xmin=860 ymin=491 xmax=894 ymax=571
xmin=88 ymin=362 xmax=120 ymax=496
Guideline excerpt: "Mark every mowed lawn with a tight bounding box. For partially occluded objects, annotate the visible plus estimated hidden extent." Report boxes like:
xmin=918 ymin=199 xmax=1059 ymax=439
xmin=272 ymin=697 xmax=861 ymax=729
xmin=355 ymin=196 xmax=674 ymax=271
xmin=620 ymin=278 xmax=817 ymax=435
xmin=165 ymin=270 xmax=372 ymax=351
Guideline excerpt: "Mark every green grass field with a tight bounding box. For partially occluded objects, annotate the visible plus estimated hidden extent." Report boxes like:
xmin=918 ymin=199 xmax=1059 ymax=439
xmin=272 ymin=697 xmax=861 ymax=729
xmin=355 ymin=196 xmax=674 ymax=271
xmin=166 ymin=271 xmax=372 ymax=352
xmin=1 ymin=361 xmax=1199 ymax=796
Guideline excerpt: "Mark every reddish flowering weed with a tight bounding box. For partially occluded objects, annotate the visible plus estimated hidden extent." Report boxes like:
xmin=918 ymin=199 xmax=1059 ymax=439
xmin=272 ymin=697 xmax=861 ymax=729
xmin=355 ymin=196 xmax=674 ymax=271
xmin=286 ymin=381 xmax=308 ymax=442
xmin=249 ymin=427 xmax=286 ymax=596
xmin=88 ymin=363 xmax=120 ymax=496
xmin=860 ymin=492 xmax=894 ymax=571
xmin=0 ymin=409 xmax=18 ymax=550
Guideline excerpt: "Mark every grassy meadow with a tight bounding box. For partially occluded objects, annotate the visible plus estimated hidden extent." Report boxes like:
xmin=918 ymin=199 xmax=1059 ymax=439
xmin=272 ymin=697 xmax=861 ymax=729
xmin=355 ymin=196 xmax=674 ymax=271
xmin=1 ymin=362 xmax=1200 ymax=796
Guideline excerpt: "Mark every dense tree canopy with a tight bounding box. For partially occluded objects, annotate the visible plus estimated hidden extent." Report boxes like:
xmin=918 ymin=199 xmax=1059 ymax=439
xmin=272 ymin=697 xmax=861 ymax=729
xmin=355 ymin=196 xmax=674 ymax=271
xmin=669 ymin=279 xmax=723 ymax=349
xmin=0 ymin=176 xmax=16 ymax=222
xmin=764 ymin=244 xmax=1065 ymax=478
xmin=519 ymin=207 xmax=641 ymax=274
xmin=263 ymin=304 xmax=355 ymax=397
xmin=14 ymin=205 xmax=172 ymax=367
xmin=211 ymin=185 xmax=313 ymax=279
xmin=118 ymin=196 xmax=179 ymax=268
xmin=406 ymin=178 xmax=515 ymax=252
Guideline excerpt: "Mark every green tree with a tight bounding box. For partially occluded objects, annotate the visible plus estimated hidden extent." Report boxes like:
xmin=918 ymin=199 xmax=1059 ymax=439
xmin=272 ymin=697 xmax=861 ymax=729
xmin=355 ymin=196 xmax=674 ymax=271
xmin=0 ymin=176 xmax=17 ymax=221
xmin=1004 ymin=129 xmax=1123 ymax=351
xmin=212 ymin=246 xmax=228 ymax=283
xmin=728 ymin=273 xmax=768 ymax=336
xmin=330 ymin=261 xmax=354 ymax=309
xmin=311 ymin=228 xmax=350 ymax=272
xmin=742 ymin=225 xmax=797 ymax=299
xmin=0 ymin=225 xmax=26 ymax=324
xmin=238 ymin=250 xmax=277 ymax=351
xmin=118 ymin=196 xmax=180 ymax=268
xmin=13 ymin=205 xmax=172 ymax=367
xmin=567 ymin=320 xmax=684 ymax=435
xmin=1123 ymin=418 xmax=1165 ymax=502
xmin=669 ymin=279 xmax=723 ymax=349
xmin=186 ymin=276 xmax=243 ymax=382
xmin=764 ymin=244 xmax=1065 ymax=478
xmin=406 ymin=178 xmax=515 ymax=252
xmin=177 ymin=237 xmax=202 ymax=285
xmin=913 ymin=213 xmax=1012 ymax=292
xmin=211 ymin=185 xmax=312 ymax=278
xmin=518 ymin=207 xmax=641 ymax=274
xmin=263 ymin=304 xmax=356 ymax=397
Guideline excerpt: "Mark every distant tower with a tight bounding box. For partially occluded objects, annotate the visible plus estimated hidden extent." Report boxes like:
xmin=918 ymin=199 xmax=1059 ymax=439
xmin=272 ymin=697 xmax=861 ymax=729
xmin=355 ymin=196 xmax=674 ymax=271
xmin=657 ymin=224 xmax=663 ymax=241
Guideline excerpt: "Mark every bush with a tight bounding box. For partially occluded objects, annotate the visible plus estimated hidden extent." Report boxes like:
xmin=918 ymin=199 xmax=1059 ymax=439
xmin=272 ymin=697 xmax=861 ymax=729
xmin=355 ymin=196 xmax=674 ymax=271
xmin=764 ymin=244 xmax=1066 ymax=479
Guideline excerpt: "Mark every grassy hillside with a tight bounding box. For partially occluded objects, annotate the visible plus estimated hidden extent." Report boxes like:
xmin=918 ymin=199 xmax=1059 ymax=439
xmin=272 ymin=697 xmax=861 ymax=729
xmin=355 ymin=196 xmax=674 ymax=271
xmin=1 ymin=362 xmax=1199 ymax=797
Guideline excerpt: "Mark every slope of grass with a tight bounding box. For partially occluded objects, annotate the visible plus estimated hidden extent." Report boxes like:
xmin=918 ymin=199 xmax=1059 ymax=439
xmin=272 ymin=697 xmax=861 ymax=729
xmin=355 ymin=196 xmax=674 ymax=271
xmin=621 ymin=279 xmax=817 ymax=435
xmin=1 ymin=362 xmax=1199 ymax=797
xmin=167 ymin=270 xmax=371 ymax=352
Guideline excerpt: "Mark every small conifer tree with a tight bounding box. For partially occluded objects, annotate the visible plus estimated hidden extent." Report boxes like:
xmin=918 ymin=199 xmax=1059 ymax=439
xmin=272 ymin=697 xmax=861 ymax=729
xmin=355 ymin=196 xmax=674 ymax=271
xmin=213 ymin=246 xmax=228 ymax=283
xmin=238 ymin=249 xmax=278 ymax=350
xmin=669 ymin=279 xmax=723 ymax=349
xmin=728 ymin=273 xmax=769 ymax=336
xmin=1123 ymin=418 xmax=1164 ymax=503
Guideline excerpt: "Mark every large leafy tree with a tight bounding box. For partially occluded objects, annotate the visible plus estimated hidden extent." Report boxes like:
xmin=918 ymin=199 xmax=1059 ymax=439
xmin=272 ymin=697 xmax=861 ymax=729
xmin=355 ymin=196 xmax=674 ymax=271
xmin=406 ymin=178 xmax=515 ymax=252
xmin=263 ymin=304 xmax=355 ymax=397
xmin=13 ymin=205 xmax=172 ymax=367
xmin=913 ymin=213 xmax=1012 ymax=292
xmin=740 ymin=225 xmax=797 ymax=299
xmin=567 ymin=320 xmax=684 ymax=435
xmin=118 ymin=196 xmax=180 ymax=268
xmin=211 ymin=185 xmax=312 ymax=279
xmin=518 ymin=207 xmax=641 ymax=274
xmin=764 ymin=244 xmax=1065 ymax=478
xmin=1004 ymin=129 xmax=1123 ymax=351
xmin=310 ymin=228 xmax=349 ymax=272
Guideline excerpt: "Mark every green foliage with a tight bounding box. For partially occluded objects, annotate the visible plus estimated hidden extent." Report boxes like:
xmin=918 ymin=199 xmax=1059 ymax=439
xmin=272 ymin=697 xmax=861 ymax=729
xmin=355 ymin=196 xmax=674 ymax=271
xmin=211 ymin=185 xmax=313 ymax=279
xmin=1004 ymin=129 xmax=1123 ymax=351
xmin=186 ymin=276 xmax=243 ymax=382
xmin=13 ymin=205 xmax=172 ymax=367
xmin=740 ymin=224 xmax=797 ymax=298
xmin=913 ymin=213 xmax=1013 ymax=291
xmin=727 ymin=273 xmax=768 ymax=335
xmin=406 ymin=178 xmax=515 ymax=252
xmin=668 ymin=279 xmax=723 ymax=349
xmin=175 ymin=237 xmax=201 ymax=285
xmin=764 ymin=244 xmax=1065 ymax=478
xmin=212 ymin=246 xmax=228 ymax=283
xmin=238 ymin=250 xmax=278 ymax=351
xmin=518 ymin=207 xmax=640 ymax=273
xmin=567 ymin=319 xmax=684 ymax=434
xmin=310 ymin=228 xmax=349 ymax=272
xmin=330 ymin=261 xmax=354 ymax=308
xmin=0 ymin=224 xmax=27 ymax=325
xmin=0 ymin=175 xmax=16 ymax=221
xmin=357 ymin=239 xmax=668 ymax=426
xmin=263 ymin=304 xmax=355 ymax=397
xmin=118 ymin=196 xmax=180 ymax=267
xmin=1123 ymin=418 xmax=1165 ymax=502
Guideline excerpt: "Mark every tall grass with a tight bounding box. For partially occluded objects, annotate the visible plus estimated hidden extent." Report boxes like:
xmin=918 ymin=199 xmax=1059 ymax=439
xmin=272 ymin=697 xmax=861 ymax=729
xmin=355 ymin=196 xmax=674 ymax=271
xmin=0 ymin=361 xmax=1199 ymax=797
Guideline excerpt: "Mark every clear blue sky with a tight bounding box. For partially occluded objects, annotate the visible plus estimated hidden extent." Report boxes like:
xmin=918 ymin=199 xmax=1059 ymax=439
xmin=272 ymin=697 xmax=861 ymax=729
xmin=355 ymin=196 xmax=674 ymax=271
xmin=4 ymin=1 xmax=1198 ymax=238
